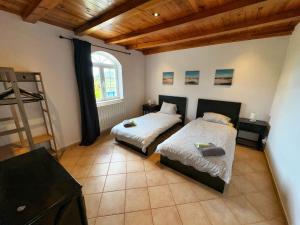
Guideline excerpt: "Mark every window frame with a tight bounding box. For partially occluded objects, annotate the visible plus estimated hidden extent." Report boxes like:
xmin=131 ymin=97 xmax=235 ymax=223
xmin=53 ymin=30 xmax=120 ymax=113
xmin=91 ymin=51 xmax=123 ymax=105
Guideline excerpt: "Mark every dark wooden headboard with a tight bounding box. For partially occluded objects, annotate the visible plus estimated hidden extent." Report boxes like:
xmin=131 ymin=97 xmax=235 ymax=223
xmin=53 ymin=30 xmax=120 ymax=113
xmin=159 ymin=95 xmax=187 ymax=125
xmin=196 ymin=99 xmax=241 ymax=128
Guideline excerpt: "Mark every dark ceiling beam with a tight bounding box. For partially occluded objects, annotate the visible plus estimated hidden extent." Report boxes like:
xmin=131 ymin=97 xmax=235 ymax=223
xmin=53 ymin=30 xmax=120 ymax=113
xmin=74 ymin=0 xmax=150 ymax=36
xmin=105 ymin=0 xmax=266 ymax=44
xmin=22 ymin=0 xmax=62 ymax=23
xmin=127 ymin=9 xmax=300 ymax=50
xmin=142 ymin=24 xmax=295 ymax=55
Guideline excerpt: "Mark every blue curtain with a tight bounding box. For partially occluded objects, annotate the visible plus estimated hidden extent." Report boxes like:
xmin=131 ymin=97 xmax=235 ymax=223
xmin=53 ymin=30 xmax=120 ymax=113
xmin=72 ymin=38 xmax=100 ymax=145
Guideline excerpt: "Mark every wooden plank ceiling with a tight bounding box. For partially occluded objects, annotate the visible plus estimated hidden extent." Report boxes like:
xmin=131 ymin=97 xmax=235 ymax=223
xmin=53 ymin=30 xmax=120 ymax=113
xmin=1 ymin=0 xmax=300 ymax=54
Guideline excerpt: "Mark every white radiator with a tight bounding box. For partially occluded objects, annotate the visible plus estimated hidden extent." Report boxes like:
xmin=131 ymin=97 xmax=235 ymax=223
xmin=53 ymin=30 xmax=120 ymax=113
xmin=98 ymin=101 xmax=127 ymax=131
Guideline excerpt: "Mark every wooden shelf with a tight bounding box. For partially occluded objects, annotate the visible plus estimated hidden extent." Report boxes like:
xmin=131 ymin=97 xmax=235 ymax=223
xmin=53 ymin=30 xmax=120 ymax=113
xmin=0 ymin=117 xmax=14 ymax=122
xmin=0 ymin=144 xmax=30 ymax=161
xmin=0 ymin=98 xmax=42 ymax=105
xmin=26 ymin=134 xmax=53 ymax=146
xmin=0 ymin=135 xmax=54 ymax=161
xmin=15 ymin=134 xmax=53 ymax=147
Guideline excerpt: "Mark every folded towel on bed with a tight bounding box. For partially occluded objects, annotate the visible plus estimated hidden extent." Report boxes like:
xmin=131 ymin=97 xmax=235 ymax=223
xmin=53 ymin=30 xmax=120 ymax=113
xmin=194 ymin=143 xmax=225 ymax=157
xmin=123 ymin=120 xmax=136 ymax=128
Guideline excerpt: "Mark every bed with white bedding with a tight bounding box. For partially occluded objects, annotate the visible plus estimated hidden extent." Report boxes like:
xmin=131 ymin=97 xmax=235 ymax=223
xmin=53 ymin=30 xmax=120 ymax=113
xmin=111 ymin=112 xmax=182 ymax=152
xmin=111 ymin=95 xmax=187 ymax=156
xmin=157 ymin=98 xmax=241 ymax=193
xmin=156 ymin=118 xmax=237 ymax=183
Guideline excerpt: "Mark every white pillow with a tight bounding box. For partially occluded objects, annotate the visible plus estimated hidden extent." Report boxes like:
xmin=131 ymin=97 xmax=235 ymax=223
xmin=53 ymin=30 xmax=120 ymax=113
xmin=203 ymin=112 xmax=231 ymax=125
xmin=160 ymin=102 xmax=177 ymax=115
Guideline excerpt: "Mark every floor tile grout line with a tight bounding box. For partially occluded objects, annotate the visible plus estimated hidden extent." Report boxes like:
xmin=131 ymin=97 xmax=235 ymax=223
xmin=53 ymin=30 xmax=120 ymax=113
xmin=222 ymin=191 xmax=275 ymax=225
xmin=93 ymin=211 xmax=125 ymax=218
xmin=95 ymin=155 xmax=110 ymax=218
xmin=124 ymin=166 xmax=127 ymax=216
xmin=87 ymin=198 xmax=281 ymax=223
xmin=176 ymin=202 xmax=214 ymax=225
xmin=62 ymin=139 xmax=286 ymax=225
xmin=200 ymin=200 xmax=218 ymax=225
xmin=122 ymin=197 xmax=261 ymax=224
xmin=167 ymin=183 xmax=184 ymax=225
xmin=242 ymin=191 xmax=279 ymax=222
xmin=221 ymin=196 xmax=251 ymax=225
xmin=145 ymin=168 xmax=155 ymax=225
xmin=238 ymin=194 xmax=266 ymax=224
xmin=96 ymin=175 xmax=107 ymax=218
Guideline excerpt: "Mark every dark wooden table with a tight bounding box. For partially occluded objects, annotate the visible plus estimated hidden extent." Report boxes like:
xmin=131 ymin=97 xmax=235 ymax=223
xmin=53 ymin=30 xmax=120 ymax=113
xmin=0 ymin=148 xmax=88 ymax=225
xmin=237 ymin=118 xmax=270 ymax=150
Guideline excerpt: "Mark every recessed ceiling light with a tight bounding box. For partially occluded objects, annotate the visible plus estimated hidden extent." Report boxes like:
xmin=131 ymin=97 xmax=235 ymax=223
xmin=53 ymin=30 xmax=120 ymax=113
xmin=152 ymin=12 xmax=160 ymax=17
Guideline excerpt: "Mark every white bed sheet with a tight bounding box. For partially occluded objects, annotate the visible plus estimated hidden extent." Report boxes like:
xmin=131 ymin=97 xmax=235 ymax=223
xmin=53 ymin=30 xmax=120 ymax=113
xmin=111 ymin=112 xmax=182 ymax=153
xmin=156 ymin=118 xmax=237 ymax=183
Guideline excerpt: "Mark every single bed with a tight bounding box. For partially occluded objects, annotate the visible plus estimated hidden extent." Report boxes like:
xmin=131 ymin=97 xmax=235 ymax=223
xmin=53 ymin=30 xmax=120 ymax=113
xmin=111 ymin=95 xmax=187 ymax=156
xmin=156 ymin=99 xmax=241 ymax=193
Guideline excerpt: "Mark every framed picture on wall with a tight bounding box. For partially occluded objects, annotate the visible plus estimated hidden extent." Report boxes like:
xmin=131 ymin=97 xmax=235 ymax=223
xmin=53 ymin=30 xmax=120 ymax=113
xmin=185 ymin=70 xmax=199 ymax=85
xmin=162 ymin=72 xmax=174 ymax=85
xmin=214 ymin=69 xmax=234 ymax=86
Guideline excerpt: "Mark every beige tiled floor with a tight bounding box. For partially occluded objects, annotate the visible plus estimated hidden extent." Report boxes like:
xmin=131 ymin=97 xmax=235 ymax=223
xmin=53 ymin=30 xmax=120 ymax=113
xmin=58 ymin=134 xmax=287 ymax=225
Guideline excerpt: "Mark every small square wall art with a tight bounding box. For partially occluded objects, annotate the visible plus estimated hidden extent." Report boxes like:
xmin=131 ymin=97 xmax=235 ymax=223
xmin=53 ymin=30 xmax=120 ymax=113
xmin=162 ymin=72 xmax=174 ymax=85
xmin=185 ymin=70 xmax=199 ymax=85
xmin=214 ymin=69 xmax=234 ymax=86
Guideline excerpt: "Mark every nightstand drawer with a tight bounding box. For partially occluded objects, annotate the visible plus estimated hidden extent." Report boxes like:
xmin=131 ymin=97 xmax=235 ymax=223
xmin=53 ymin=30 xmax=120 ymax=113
xmin=238 ymin=122 xmax=265 ymax=134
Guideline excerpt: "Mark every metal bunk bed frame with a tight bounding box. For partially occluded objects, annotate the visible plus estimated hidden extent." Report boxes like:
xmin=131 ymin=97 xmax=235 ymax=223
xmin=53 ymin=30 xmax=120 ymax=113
xmin=0 ymin=67 xmax=58 ymax=157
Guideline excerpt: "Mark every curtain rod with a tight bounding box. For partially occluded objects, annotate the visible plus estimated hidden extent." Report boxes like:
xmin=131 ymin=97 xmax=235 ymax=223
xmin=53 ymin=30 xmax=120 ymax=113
xmin=59 ymin=35 xmax=131 ymax=55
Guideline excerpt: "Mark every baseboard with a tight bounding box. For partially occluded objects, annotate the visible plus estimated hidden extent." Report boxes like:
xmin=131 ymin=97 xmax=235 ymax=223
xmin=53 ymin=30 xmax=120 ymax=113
xmin=59 ymin=141 xmax=80 ymax=156
xmin=100 ymin=128 xmax=112 ymax=136
xmin=59 ymin=129 xmax=112 ymax=156
xmin=264 ymin=148 xmax=290 ymax=225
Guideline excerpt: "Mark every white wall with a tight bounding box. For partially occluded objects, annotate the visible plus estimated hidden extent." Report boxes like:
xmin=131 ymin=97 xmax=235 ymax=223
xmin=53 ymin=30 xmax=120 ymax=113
xmin=267 ymin=24 xmax=300 ymax=225
xmin=1 ymin=8 xmax=299 ymax=224
xmin=0 ymin=11 xmax=145 ymax=149
xmin=145 ymin=37 xmax=289 ymax=122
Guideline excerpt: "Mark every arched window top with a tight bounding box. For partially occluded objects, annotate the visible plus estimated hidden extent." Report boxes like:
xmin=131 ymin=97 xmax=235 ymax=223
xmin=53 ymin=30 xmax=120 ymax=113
xmin=91 ymin=51 xmax=123 ymax=105
xmin=92 ymin=51 xmax=121 ymax=67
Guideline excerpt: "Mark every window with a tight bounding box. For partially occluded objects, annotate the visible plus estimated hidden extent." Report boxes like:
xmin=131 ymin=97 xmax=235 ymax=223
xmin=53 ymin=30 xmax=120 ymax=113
xmin=92 ymin=51 xmax=123 ymax=104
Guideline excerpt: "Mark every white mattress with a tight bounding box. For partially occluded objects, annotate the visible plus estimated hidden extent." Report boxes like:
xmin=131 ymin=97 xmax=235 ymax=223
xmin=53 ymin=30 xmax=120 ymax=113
xmin=156 ymin=118 xmax=237 ymax=183
xmin=111 ymin=112 xmax=182 ymax=153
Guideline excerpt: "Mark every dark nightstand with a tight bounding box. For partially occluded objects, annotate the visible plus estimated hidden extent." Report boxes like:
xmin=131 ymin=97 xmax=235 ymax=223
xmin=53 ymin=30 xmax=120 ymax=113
xmin=237 ymin=118 xmax=270 ymax=151
xmin=142 ymin=104 xmax=159 ymax=114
